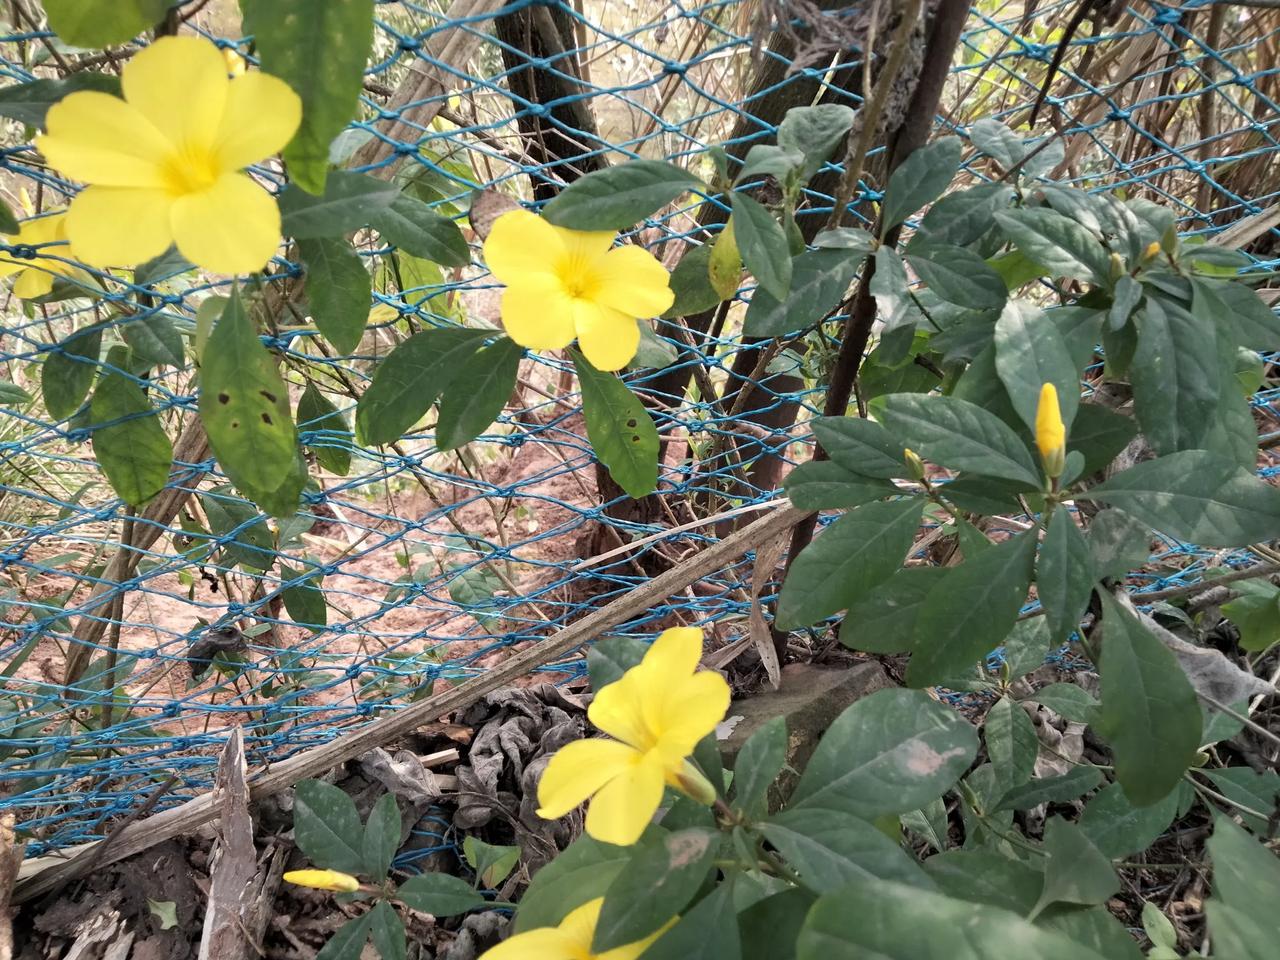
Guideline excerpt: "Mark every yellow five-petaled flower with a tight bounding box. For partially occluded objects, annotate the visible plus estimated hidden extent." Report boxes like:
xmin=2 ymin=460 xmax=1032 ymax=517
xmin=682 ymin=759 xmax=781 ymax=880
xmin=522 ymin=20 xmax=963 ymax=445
xmin=282 ymin=868 xmax=360 ymax=893
xmin=36 ymin=35 xmax=301 ymax=276
xmin=0 ymin=210 xmax=90 ymax=299
xmin=482 ymin=209 xmax=675 ymax=372
xmin=1035 ymin=382 xmax=1066 ymax=479
xmin=536 ymin=627 xmax=729 ymax=846
xmin=479 ymin=897 xmax=672 ymax=960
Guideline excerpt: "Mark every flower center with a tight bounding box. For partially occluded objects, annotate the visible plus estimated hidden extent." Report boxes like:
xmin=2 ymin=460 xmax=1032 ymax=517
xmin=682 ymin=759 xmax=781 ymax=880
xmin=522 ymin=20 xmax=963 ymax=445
xmin=160 ymin=147 xmax=221 ymax=196
xmin=556 ymin=255 xmax=601 ymax=301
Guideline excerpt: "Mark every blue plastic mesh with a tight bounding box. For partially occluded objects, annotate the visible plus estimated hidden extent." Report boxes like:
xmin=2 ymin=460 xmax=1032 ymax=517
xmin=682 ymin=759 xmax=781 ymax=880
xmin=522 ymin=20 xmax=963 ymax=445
xmin=0 ymin=0 xmax=1278 ymax=853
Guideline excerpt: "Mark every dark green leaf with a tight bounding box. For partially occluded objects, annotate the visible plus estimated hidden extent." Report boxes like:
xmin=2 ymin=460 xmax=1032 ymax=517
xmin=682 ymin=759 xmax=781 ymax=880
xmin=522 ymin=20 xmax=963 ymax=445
xmin=1033 ymin=817 xmax=1118 ymax=918
xmin=813 ymin=226 xmax=875 ymax=253
xmin=1079 ymin=782 xmax=1180 ymax=858
xmin=871 ymin=247 xmax=927 ymax=344
xmin=356 ymin=328 xmax=489 ymax=444
xmin=906 ymin=531 xmax=1037 ymax=687
xmin=89 ymin=346 xmax=173 ymax=507
xmin=594 ymin=828 xmax=717 ymax=951
xmin=908 ymin=243 xmax=1008 ymax=312
xmin=813 ymin=416 xmax=908 ymax=479
xmin=516 ymin=834 xmax=633 ymax=932
xmin=294 ymin=779 xmax=367 ymax=875
xmin=985 ymin=697 xmax=1038 ymax=794
xmin=776 ymin=498 xmax=924 ymax=629
xmin=0 ymin=73 xmax=121 ymax=127
xmin=737 ymin=144 xmax=805 ymax=184
xmin=397 ymin=872 xmax=484 ymax=916
xmin=363 ymin=792 xmax=401 ymax=878
xmin=742 ymin=248 xmax=860 ymax=338
xmin=969 ymin=119 xmax=1024 ymax=169
xmin=840 ymin=567 xmax=945 ymax=654
xmin=1108 ymin=275 xmax=1142 ymax=332
xmin=790 ymin=688 xmax=977 ymax=818
xmin=881 ymin=137 xmax=963 ymax=231
xmin=573 ymin=351 xmax=659 ymax=498
xmin=925 ymin=850 xmax=1040 ymax=913
xmin=1131 ymin=298 xmax=1218 ymax=455
xmin=201 ymin=486 xmax=275 ymax=571
xmin=1041 ymin=906 xmax=1143 ymax=960
xmin=1038 ymin=509 xmax=1094 ymax=644
xmin=247 ymin=0 xmax=376 ymax=194
xmin=1048 ymin=307 xmax=1104 ymax=373
xmin=918 ymin=182 xmax=1015 ymax=246
xmin=1083 ymin=450 xmax=1280 ymax=548
xmin=937 ymin=474 xmax=1037 ymax=516
xmin=435 ymin=337 xmax=521 ymax=450
xmin=877 ymin=393 xmax=1042 ymax=486
xmin=1222 ymin=582 xmax=1280 ymax=653
xmin=731 ymin=716 xmax=786 ymax=816
xmin=297 ymin=382 xmax=352 ymax=476
xmin=740 ymin=890 xmax=814 ymax=960
xmin=1067 ymin=405 xmax=1137 ymax=477
xmin=994 ymin=766 xmax=1103 ymax=812
xmin=782 ymin=460 xmax=894 ymax=511
xmin=1002 ymin=615 xmax=1052 ymax=680
xmin=298 ymin=238 xmax=370 ymax=355
xmin=730 ymin=192 xmax=791 ymax=300
xmin=542 ymin=160 xmax=703 ymax=231
xmin=994 ymin=300 xmax=1079 ymax=433
xmin=1087 ymin=509 xmax=1150 ymax=581
xmin=638 ymin=880 xmax=741 ymax=960
xmin=994 ymin=208 xmax=1110 ymax=284
xmin=368 ymin=901 xmax=406 ymax=960
xmin=463 ymin=836 xmax=521 ymax=888
xmin=1207 ymin=814 xmax=1280 ymax=920
xmin=586 ymin=635 xmax=649 ymax=692
xmin=281 ymin=566 xmax=326 ymax=630
xmin=663 ymin=245 xmax=722 ymax=318
xmin=0 ymin=380 xmax=29 ymax=404
xmin=121 ymin=314 xmax=184 ymax=370
xmin=369 ymin=195 xmax=470 ymax=268
xmin=761 ymin=805 xmax=931 ymax=892
xmin=279 ymin=172 xmax=400 ymax=239
xmin=43 ymin=0 xmax=168 ymax=47
xmin=1195 ymin=277 xmax=1280 ymax=351
xmin=1028 ymin=683 xmax=1099 ymax=724
xmin=1204 ymin=768 xmax=1280 ymax=835
xmin=1096 ymin=593 xmax=1201 ymax=806
xmin=134 ymin=246 xmax=194 ymax=286
xmin=315 ymin=913 xmax=373 ymax=960
xmin=42 ymin=326 xmax=101 ymax=420
xmin=777 ymin=103 xmax=856 ymax=178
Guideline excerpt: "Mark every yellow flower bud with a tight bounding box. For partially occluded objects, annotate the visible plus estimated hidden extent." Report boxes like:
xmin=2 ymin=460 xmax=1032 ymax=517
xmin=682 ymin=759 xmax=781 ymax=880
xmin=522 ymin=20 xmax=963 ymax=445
xmin=283 ymin=869 xmax=360 ymax=893
xmin=674 ymin=759 xmax=718 ymax=806
xmin=1108 ymin=252 xmax=1125 ymax=282
xmin=1142 ymin=240 xmax=1161 ymax=261
xmin=222 ymin=46 xmax=246 ymax=77
xmin=1035 ymin=383 xmax=1066 ymax=479
xmin=903 ymin=448 xmax=926 ymax=482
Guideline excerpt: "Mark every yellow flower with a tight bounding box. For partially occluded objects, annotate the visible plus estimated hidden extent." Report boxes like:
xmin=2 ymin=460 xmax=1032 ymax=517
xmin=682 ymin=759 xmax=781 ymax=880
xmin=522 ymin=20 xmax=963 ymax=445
xmin=479 ymin=897 xmax=672 ymax=960
xmin=537 ymin=627 xmax=729 ymax=846
xmin=35 ymin=35 xmax=301 ymax=275
xmin=482 ymin=209 xmax=674 ymax=372
xmin=1035 ymin=382 xmax=1066 ymax=478
xmin=283 ymin=869 xmax=360 ymax=893
xmin=0 ymin=211 xmax=91 ymax=299
xmin=222 ymin=46 xmax=246 ymax=78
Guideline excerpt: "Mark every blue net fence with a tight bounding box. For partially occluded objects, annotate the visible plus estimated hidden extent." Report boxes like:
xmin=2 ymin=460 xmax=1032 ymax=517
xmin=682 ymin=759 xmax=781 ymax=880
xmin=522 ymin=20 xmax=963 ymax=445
xmin=0 ymin=0 xmax=1278 ymax=854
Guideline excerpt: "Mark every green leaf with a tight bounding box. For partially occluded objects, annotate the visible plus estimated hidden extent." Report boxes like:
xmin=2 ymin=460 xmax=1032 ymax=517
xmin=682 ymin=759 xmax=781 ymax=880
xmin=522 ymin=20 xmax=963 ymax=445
xmin=840 ymin=567 xmax=945 ymax=654
xmin=1028 ymin=683 xmax=1099 ymax=724
xmin=463 ymin=836 xmax=521 ymax=888
xmin=247 ymin=0 xmax=376 ymax=195
xmin=906 ymin=530 xmax=1037 ymax=687
xmin=907 ymin=243 xmax=1008 ymax=312
xmin=798 ymin=878 xmax=1111 ymax=960
xmin=993 ymin=299 xmax=1079 ymax=433
xmin=742 ymin=248 xmax=860 ymax=338
xmin=663 ymin=245 xmax=722 ymax=318
xmin=1067 ymin=405 xmax=1137 ymax=477
xmin=542 ymin=160 xmax=702 ymax=231
xmin=731 ymin=716 xmax=786 ymax=816
xmin=1204 ymin=768 xmax=1280 ymax=835
xmin=298 ymin=238 xmax=371 ymax=355
xmin=813 ymin=226 xmax=875 ymax=253
xmin=368 ymin=195 xmax=470 ymax=268
xmin=870 ymin=248 xmax=927 ymax=347
xmin=1082 ymin=450 xmax=1280 ymax=548
xmin=146 ymin=899 xmax=178 ymax=931
xmin=790 ymin=688 xmax=977 ymax=818
xmin=813 ymin=416 xmax=909 ymax=479
xmin=297 ymin=382 xmax=352 ymax=476
xmin=737 ymin=144 xmax=805 ymax=184
xmin=43 ymin=0 xmax=169 ymax=47
xmin=631 ymin=324 xmax=678 ymax=370
xmin=762 ymin=805 xmax=931 ymax=892
xmin=1079 ymin=782 xmax=1180 ymax=859
xmin=1108 ymin=275 xmax=1143 ymax=332
xmin=315 ymin=913 xmax=373 ymax=960
xmin=279 ymin=172 xmax=400 ymax=238
xmin=1194 ymin=277 xmax=1280 ymax=351
xmin=397 ymin=872 xmax=485 ymax=916
xmin=1142 ymin=902 xmax=1178 ymax=952
xmin=43 ymin=326 xmax=102 ymax=420
xmin=985 ymin=697 xmax=1038 ymax=794
xmin=281 ymin=566 xmax=326 ymax=630
xmin=293 ymin=779 xmax=367 ymax=876
xmin=923 ymin=183 xmax=1017 ymax=249
xmin=202 ymin=486 xmax=276 ymax=571
xmin=0 ymin=198 xmax=18 ymax=235
xmin=1038 ymin=509 xmax=1094 ymax=645
xmin=121 ymin=314 xmax=184 ymax=369
xmin=435 ymin=337 xmax=521 ymax=451
xmin=0 ymin=380 xmax=29 ymax=404
xmin=1031 ymin=817 xmax=1119 ymax=919
xmin=199 ymin=292 xmax=298 ymax=500
xmin=969 ymin=119 xmax=1025 ymax=169
xmin=594 ymin=828 xmax=717 ymax=951
xmin=881 ymin=136 xmax=963 ymax=231
xmin=355 ymin=328 xmax=489 ymax=445
xmin=925 ymin=849 xmax=1041 ymax=913
xmin=1207 ymin=814 xmax=1280 ymax=919
xmin=0 ymin=73 xmax=122 ymax=127
xmin=1086 ymin=509 xmax=1150 ymax=581
xmin=877 ymin=393 xmax=1042 ymax=487
xmin=1001 ymin=617 xmax=1053 ymax=680
xmin=776 ymin=498 xmax=924 ymax=629
xmin=994 ymin=766 xmax=1103 ymax=812
xmin=730 ymin=192 xmax=791 ymax=300
xmin=777 ymin=103 xmax=856 ymax=178
xmin=572 ymin=351 xmax=659 ymax=498
xmin=1131 ymin=298 xmax=1219 ymax=455
xmin=740 ymin=890 xmax=814 ymax=960
xmin=994 ymin=208 xmax=1110 ymax=284
xmin=586 ymin=635 xmax=649 ymax=692
xmin=134 ymin=246 xmax=195 ymax=286
xmin=368 ymin=901 xmax=406 ymax=960
xmin=1222 ymin=582 xmax=1280 ymax=652
xmin=516 ymin=834 xmax=633 ymax=932
xmin=1096 ymin=593 xmax=1201 ymax=806
xmin=638 ymin=880 xmax=741 ymax=960
xmin=782 ymin=460 xmax=894 ymax=511
xmin=363 ymin=792 xmax=401 ymax=879
xmin=89 ymin=347 xmax=173 ymax=507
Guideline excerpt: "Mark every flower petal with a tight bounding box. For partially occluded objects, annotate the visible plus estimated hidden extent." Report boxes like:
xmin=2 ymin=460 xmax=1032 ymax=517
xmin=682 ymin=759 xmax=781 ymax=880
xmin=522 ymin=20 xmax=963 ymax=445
xmin=38 ymin=93 xmax=170 ymax=188
xmin=123 ymin=36 xmax=228 ymax=154
xmin=653 ymin=670 xmax=732 ymax=757
xmin=643 ymin=627 xmax=704 ymax=677
xmin=554 ymin=223 xmax=617 ymax=272
xmin=500 ymin=278 xmax=576 ymax=351
xmin=573 ymin=299 xmax=639 ymax=372
xmin=584 ymin=748 xmax=665 ymax=845
xmin=594 ymin=244 xmax=675 ymax=318
xmin=484 ymin=209 xmax=563 ymax=283
xmin=215 ymin=72 xmax=302 ymax=170
xmin=599 ymin=917 xmax=677 ymax=960
xmin=588 ymin=672 xmax=654 ymax=750
xmin=536 ymin=738 xmax=639 ymax=820
xmin=12 ymin=267 xmax=53 ymax=300
xmin=66 ymin=186 xmax=173 ymax=267
xmin=555 ymin=898 xmax=604 ymax=951
xmin=479 ymin=927 xmax=579 ymax=960
xmin=170 ymin=173 xmax=281 ymax=274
